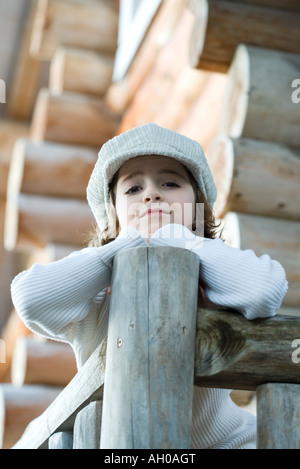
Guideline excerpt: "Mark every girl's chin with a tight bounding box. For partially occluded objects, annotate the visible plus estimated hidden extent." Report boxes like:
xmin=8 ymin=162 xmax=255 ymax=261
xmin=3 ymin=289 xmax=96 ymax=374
xmin=131 ymin=219 xmax=174 ymax=238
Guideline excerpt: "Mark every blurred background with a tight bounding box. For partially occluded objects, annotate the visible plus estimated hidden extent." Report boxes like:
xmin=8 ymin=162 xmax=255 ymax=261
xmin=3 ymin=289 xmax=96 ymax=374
xmin=0 ymin=0 xmax=299 ymax=448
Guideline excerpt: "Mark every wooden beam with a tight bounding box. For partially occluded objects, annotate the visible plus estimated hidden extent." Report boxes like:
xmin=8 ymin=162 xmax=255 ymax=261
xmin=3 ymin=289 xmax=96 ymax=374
xmin=194 ymin=309 xmax=300 ymax=391
xmin=49 ymin=46 xmax=114 ymax=97
xmin=4 ymin=193 xmax=94 ymax=252
xmin=30 ymin=88 xmax=119 ymax=148
xmin=8 ymin=139 xmax=97 ymax=199
xmin=207 ymin=136 xmax=300 ymax=220
xmin=219 ymin=45 xmax=300 ymax=148
xmin=223 ymin=212 xmax=300 ymax=308
xmin=30 ymin=0 xmax=119 ymax=60
xmin=189 ymin=0 xmax=300 ymax=72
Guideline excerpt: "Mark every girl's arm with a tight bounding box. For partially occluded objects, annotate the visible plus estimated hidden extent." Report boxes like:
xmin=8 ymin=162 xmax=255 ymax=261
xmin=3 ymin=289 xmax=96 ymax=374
xmin=11 ymin=227 xmax=147 ymax=340
xmin=149 ymin=224 xmax=288 ymax=320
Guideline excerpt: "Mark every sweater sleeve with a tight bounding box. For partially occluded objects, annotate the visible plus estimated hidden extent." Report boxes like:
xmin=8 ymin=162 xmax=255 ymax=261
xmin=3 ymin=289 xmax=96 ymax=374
xmin=149 ymin=224 xmax=288 ymax=320
xmin=11 ymin=227 xmax=147 ymax=341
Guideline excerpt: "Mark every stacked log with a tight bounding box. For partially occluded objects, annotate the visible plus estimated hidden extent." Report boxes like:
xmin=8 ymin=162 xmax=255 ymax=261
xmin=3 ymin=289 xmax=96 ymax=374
xmin=4 ymin=139 xmax=97 ymax=252
xmin=189 ymin=0 xmax=300 ymax=73
xmin=49 ymin=46 xmax=114 ymax=97
xmin=208 ymin=136 xmax=300 ymax=220
xmin=11 ymin=336 xmax=77 ymax=388
xmin=30 ymin=0 xmax=119 ymax=59
xmin=0 ymin=383 xmax=62 ymax=449
xmin=219 ymin=46 xmax=300 ymax=147
xmin=30 ymin=88 xmax=119 ymax=148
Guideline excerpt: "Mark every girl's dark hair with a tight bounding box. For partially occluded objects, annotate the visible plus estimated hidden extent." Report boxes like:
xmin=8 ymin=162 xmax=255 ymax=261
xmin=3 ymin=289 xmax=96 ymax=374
xmin=87 ymin=166 xmax=223 ymax=247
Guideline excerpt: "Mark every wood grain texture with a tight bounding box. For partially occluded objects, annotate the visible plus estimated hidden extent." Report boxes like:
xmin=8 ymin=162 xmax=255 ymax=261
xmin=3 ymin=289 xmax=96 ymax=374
xmin=194 ymin=309 xmax=300 ymax=390
xmin=73 ymin=401 xmax=102 ymax=449
xmin=101 ymin=247 xmax=200 ymax=449
xmin=189 ymin=0 xmax=300 ymax=72
xmin=207 ymin=136 xmax=300 ymax=220
xmin=220 ymin=45 xmax=300 ymax=147
xmin=257 ymin=383 xmax=300 ymax=449
xmin=30 ymin=0 xmax=118 ymax=59
xmin=48 ymin=431 xmax=73 ymax=449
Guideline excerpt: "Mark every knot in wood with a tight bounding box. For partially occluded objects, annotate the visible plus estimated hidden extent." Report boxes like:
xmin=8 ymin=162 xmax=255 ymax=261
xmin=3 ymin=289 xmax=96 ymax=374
xmin=196 ymin=317 xmax=246 ymax=376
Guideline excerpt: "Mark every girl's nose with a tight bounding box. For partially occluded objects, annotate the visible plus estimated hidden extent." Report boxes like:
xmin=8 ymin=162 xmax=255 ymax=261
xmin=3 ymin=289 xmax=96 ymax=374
xmin=143 ymin=187 xmax=162 ymax=203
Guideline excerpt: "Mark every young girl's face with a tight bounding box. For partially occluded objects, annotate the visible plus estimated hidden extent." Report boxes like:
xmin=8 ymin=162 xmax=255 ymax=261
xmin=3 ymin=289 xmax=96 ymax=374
xmin=115 ymin=155 xmax=196 ymax=238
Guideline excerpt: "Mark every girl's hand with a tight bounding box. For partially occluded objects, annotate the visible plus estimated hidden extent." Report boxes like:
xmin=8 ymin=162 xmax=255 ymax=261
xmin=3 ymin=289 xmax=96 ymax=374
xmin=149 ymin=223 xmax=202 ymax=251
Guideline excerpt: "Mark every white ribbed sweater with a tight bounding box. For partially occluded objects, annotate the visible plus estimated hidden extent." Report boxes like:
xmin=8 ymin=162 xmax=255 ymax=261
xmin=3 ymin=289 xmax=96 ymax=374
xmin=11 ymin=225 xmax=288 ymax=449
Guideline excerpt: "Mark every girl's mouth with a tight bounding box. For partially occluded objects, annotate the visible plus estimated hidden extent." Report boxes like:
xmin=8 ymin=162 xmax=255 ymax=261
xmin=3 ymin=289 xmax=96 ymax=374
xmin=141 ymin=209 xmax=164 ymax=217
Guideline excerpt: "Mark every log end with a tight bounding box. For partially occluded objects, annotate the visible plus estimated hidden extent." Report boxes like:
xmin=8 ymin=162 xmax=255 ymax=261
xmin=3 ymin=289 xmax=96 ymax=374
xmin=206 ymin=134 xmax=234 ymax=218
xmin=219 ymin=44 xmax=250 ymax=137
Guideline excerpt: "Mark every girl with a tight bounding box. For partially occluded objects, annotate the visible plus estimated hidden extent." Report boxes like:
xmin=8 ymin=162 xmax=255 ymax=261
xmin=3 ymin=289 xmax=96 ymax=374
xmin=11 ymin=123 xmax=288 ymax=449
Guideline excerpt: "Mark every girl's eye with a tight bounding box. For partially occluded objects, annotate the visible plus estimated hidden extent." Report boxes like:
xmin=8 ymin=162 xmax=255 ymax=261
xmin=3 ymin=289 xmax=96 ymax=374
xmin=126 ymin=185 xmax=142 ymax=194
xmin=163 ymin=181 xmax=180 ymax=188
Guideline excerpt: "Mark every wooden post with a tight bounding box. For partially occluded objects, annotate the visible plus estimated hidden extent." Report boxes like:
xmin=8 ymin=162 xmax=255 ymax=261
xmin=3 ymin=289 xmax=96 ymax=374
xmin=73 ymin=401 xmax=102 ymax=449
xmin=257 ymin=383 xmax=300 ymax=449
xmin=48 ymin=431 xmax=73 ymax=449
xmin=219 ymin=45 xmax=300 ymax=148
xmin=100 ymin=247 xmax=200 ymax=449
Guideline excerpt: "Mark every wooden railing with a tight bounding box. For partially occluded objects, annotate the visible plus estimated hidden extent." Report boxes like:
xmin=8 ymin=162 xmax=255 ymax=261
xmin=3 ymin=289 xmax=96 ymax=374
xmin=12 ymin=247 xmax=300 ymax=449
